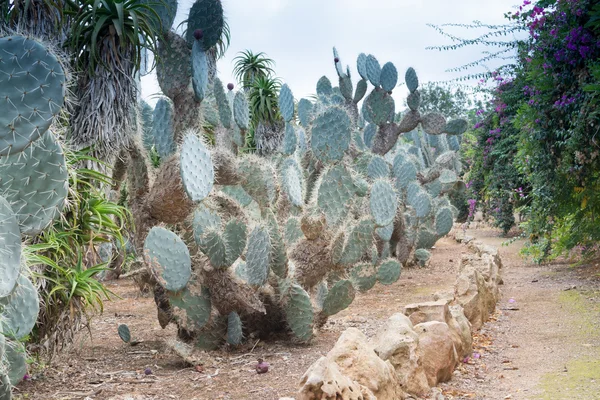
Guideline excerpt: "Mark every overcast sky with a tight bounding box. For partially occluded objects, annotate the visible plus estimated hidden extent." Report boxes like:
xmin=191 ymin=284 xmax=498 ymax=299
xmin=141 ymin=0 xmax=522 ymax=106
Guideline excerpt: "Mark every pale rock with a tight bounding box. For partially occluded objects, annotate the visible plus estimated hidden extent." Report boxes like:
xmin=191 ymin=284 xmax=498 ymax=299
xmin=372 ymin=314 xmax=430 ymax=397
xmin=414 ymin=321 xmax=458 ymax=386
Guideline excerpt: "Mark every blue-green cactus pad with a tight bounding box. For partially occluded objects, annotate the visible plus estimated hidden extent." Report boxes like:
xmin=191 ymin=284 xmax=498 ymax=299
xmin=370 ymin=180 xmax=398 ymax=227
xmin=297 ymin=99 xmax=314 ymax=127
xmin=407 ymin=90 xmax=421 ymax=111
xmin=354 ymin=175 xmax=369 ymax=197
xmin=0 ymin=196 xmax=20 ymax=297
xmin=213 ymin=78 xmax=232 ymax=128
xmin=316 ymin=76 xmax=333 ymax=97
xmin=393 ymin=161 xmax=417 ymax=190
xmin=363 ymin=89 xmax=395 ymax=126
xmin=421 ymin=113 xmax=447 ymax=135
xmin=365 ymin=54 xmax=382 ymax=87
xmin=282 ymin=159 xmax=303 ymax=207
xmin=405 ymin=67 xmax=419 ymax=93
xmin=284 ymin=284 xmax=314 ymax=341
xmin=151 ymin=97 xmax=175 ymax=159
xmin=339 ymin=75 xmax=353 ymax=101
xmin=376 ymin=223 xmax=394 ymax=241
xmin=5 ymin=341 xmax=26 ymax=386
xmin=226 ymin=311 xmax=243 ymax=345
xmin=417 ymin=228 xmax=437 ymax=249
xmin=448 ymin=135 xmax=460 ymax=151
xmin=340 ymin=219 xmax=375 ymax=266
xmin=238 ymin=157 xmax=277 ymax=209
xmin=141 ymin=0 xmax=177 ymax=33
xmin=193 ymin=204 xmax=222 ymax=249
xmin=322 ymin=280 xmax=355 ymax=317
xmin=200 ymin=230 xmax=227 ymax=268
xmin=444 ymin=119 xmax=468 ymax=135
xmin=224 ymin=219 xmax=247 ymax=267
xmin=310 ymin=107 xmax=351 ymax=163
xmin=233 ymin=91 xmax=250 ymax=130
xmin=0 ymin=35 xmax=66 ymax=156
xmin=435 ymin=207 xmax=453 ymax=237
xmin=0 ymin=275 xmax=39 ymax=340
xmin=0 ymin=132 xmax=68 ymax=236
xmin=279 ymin=84 xmax=295 ymax=122
xmin=144 ymin=227 xmax=191 ymax=292
xmin=356 ymin=53 xmax=368 ymax=80
xmin=117 ymin=324 xmax=130 ymax=343
xmin=180 ymin=133 xmax=214 ymax=202
xmin=220 ymin=185 xmax=253 ymax=207
xmin=284 ymin=217 xmax=304 ymax=245
xmin=349 ymin=263 xmax=377 ymax=292
xmin=191 ymin=41 xmax=209 ymax=102
xmin=377 ymin=259 xmax=401 ymax=285
xmin=245 ymin=225 xmax=271 ymax=287
xmin=380 ymin=62 xmax=398 ymax=92
xmin=282 ymin=123 xmax=297 ymax=155
xmin=367 ymin=155 xmax=390 ymax=180
xmin=185 ymin=0 xmax=224 ymax=50
xmin=168 ymin=281 xmax=212 ymax=331
xmin=317 ymin=165 xmax=356 ymax=227
xmin=333 ymin=47 xmax=344 ymax=77
xmin=363 ymin=123 xmax=377 ymax=149
xmin=354 ymin=79 xmax=368 ymax=104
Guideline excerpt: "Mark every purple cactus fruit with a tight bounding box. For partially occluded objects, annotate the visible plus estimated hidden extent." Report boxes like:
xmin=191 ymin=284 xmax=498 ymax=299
xmin=255 ymin=358 xmax=269 ymax=374
xmin=193 ymin=29 xmax=204 ymax=40
xmin=388 ymin=91 xmax=393 ymax=95
xmin=227 ymin=83 xmax=234 ymax=91
xmin=144 ymin=368 xmax=152 ymax=375
xmin=334 ymin=57 xmax=340 ymax=63
xmin=23 ymin=374 xmax=31 ymax=381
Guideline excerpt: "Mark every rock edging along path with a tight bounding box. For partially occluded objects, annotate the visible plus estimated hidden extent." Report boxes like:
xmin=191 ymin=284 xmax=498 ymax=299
xmin=297 ymin=241 xmax=503 ymax=399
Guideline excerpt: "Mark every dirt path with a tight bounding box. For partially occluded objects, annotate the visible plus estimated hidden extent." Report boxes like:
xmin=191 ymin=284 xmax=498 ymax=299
xmin=16 ymin=228 xmax=600 ymax=400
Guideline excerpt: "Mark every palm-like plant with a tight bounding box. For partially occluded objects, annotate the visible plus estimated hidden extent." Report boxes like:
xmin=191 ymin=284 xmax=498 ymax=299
xmin=248 ymin=74 xmax=282 ymax=125
xmin=233 ymin=50 xmax=276 ymax=89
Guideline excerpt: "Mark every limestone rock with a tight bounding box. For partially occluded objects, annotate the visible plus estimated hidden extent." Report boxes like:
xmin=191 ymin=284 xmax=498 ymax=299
xmin=298 ymin=357 xmax=374 ymax=400
xmin=373 ymin=314 xmax=430 ymax=397
xmin=414 ymin=321 xmax=458 ymax=386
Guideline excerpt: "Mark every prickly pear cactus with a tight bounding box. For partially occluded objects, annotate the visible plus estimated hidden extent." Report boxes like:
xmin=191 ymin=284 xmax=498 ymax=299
xmin=0 ymin=34 xmax=69 ymax=399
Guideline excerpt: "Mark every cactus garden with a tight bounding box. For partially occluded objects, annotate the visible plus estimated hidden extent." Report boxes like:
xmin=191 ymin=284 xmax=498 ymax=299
xmin=2 ymin=0 xmax=600 ymax=398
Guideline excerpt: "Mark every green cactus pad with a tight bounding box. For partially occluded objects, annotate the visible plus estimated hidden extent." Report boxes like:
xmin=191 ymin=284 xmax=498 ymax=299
xmin=191 ymin=41 xmax=209 ymax=102
xmin=0 ymin=197 xmax=20 ymax=297
xmin=407 ymin=90 xmax=421 ymax=111
xmin=118 ymin=324 xmax=131 ymax=343
xmin=0 ymin=275 xmax=39 ymax=340
xmin=356 ymin=53 xmax=368 ymax=80
xmin=415 ymin=248 xmax=431 ymax=263
xmin=220 ymin=185 xmax=253 ymax=207
xmin=140 ymin=100 xmax=155 ymax=152
xmin=186 ymin=0 xmax=224 ymax=50
xmin=439 ymin=169 xmax=458 ymax=186
xmin=152 ymin=97 xmax=176 ymax=159
xmin=370 ymin=180 xmax=398 ymax=227
xmin=315 ymin=281 xmax=328 ymax=310
xmin=322 ymin=280 xmax=355 ymax=317
xmin=448 ymin=135 xmax=460 ymax=151
xmin=317 ymin=165 xmax=356 ymax=227
xmin=0 ymin=132 xmax=68 ymax=236
xmin=353 ymin=78 xmax=368 ymax=104
xmin=284 ymin=217 xmax=304 ymax=245
xmin=282 ymin=160 xmax=303 ymax=207
xmin=193 ymin=204 xmax=222 ymax=246
xmin=226 ymin=312 xmax=243 ymax=345
xmin=340 ymin=219 xmax=375 ymax=265
xmin=180 ymin=133 xmax=214 ymax=202
xmin=405 ymin=67 xmax=419 ymax=93
xmin=435 ymin=207 xmax=453 ymax=237
xmin=223 ymin=220 xmax=247 ymax=267
xmin=354 ymin=176 xmax=369 ymax=197
xmin=363 ymin=123 xmax=377 ymax=149
xmin=202 ymin=97 xmax=221 ymax=127
xmin=144 ymin=227 xmax=191 ymax=292
xmin=353 ymin=130 xmax=367 ymax=151
xmin=213 ymin=78 xmax=232 ymax=128
xmin=406 ymin=181 xmax=422 ymax=205
xmin=298 ymin=99 xmax=314 ymax=127
xmin=339 ymin=75 xmax=353 ymax=101
xmin=5 ymin=341 xmax=26 ymax=386
xmin=263 ymin=211 xmax=287 ymax=279
xmin=365 ymin=54 xmax=382 ymax=87
xmin=316 ymin=76 xmax=333 ymax=97
xmin=282 ymin=123 xmax=297 ymax=155
xmin=421 ymin=113 xmax=447 ymax=135
xmin=201 ymin=230 xmax=228 ymax=268
xmin=376 ymin=223 xmax=394 ymax=241
xmin=168 ymin=281 xmax=212 ymax=331
xmin=444 ymin=119 xmax=468 ymax=135
xmin=238 ymin=157 xmax=277 ymax=209
xmin=363 ymin=88 xmax=395 ymax=126
xmin=310 ymin=107 xmax=351 ymax=163
xmin=279 ymin=84 xmax=295 ymax=122
xmin=284 ymin=284 xmax=314 ymax=341
xmin=233 ymin=91 xmax=250 ymax=130
xmin=393 ymin=161 xmax=417 ymax=190
xmin=380 ymin=62 xmax=398 ymax=92
xmin=0 ymin=331 xmax=4 ymax=359
xmin=367 ymin=156 xmax=390 ymax=180
xmin=414 ymin=192 xmax=432 ymax=218
xmin=195 ymin=317 xmax=227 ymax=350
xmin=245 ymin=226 xmax=271 ymax=287
xmin=426 ymin=179 xmax=442 ymax=198
xmin=157 ymin=31 xmax=192 ymax=100
xmin=417 ymin=228 xmax=437 ymax=249
xmin=377 ymin=259 xmax=401 ymax=285
xmin=0 ymin=35 xmax=66 ymax=156
xmin=329 ymin=230 xmax=345 ymax=265
xmin=349 ymin=263 xmax=377 ymax=292
xmin=333 ymin=47 xmax=344 ymax=77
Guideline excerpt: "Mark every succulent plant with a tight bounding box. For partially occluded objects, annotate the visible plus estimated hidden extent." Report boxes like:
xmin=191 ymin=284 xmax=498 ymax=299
xmin=0 ymin=34 xmax=69 ymax=399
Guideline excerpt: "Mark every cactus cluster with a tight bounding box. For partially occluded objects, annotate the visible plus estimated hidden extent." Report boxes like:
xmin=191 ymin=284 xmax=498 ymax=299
xmin=129 ymin=4 xmax=467 ymax=350
xmin=0 ymin=35 xmax=68 ymax=398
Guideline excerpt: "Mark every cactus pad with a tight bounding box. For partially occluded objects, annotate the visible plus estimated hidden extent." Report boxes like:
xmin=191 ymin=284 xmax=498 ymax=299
xmin=0 ymin=196 xmax=20 ymax=297
xmin=365 ymin=54 xmax=382 ymax=87
xmin=0 ymin=275 xmax=39 ymax=340
xmin=213 ymin=78 xmax=232 ymax=128
xmin=363 ymin=88 xmax=395 ymax=126
xmin=376 ymin=223 xmax=394 ymax=241
xmin=405 ymin=67 xmax=419 ymax=93
xmin=370 ymin=180 xmax=398 ymax=227
xmin=226 ymin=312 xmax=243 ymax=345
xmin=284 ymin=217 xmax=304 ymax=245
xmin=118 ymin=324 xmax=131 ymax=343
xmin=224 ymin=220 xmax=247 ymax=267
xmin=363 ymin=123 xmax=377 ymax=149
xmin=282 ymin=160 xmax=303 ymax=207
xmin=316 ymin=76 xmax=333 ymax=97
xmin=298 ymin=99 xmax=314 ymax=127
xmin=356 ymin=53 xmax=368 ymax=80
xmin=5 ymin=341 xmax=26 ymax=386
xmin=421 ymin=113 xmax=447 ymax=135
xmin=278 ymin=84 xmax=295 ymax=122
xmin=144 ymin=227 xmax=191 ymax=292
xmin=367 ymin=155 xmax=390 ymax=180
xmin=245 ymin=226 xmax=271 ymax=287
xmin=448 ymin=135 xmax=460 ymax=151
xmin=191 ymin=42 xmax=209 ymax=102
xmin=380 ymin=62 xmax=398 ymax=92
xmin=238 ymin=157 xmax=277 ymax=209
xmin=284 ymin=284 xmax=314 ymax=341
xmin=414 ymin=248 xmax=431 ymax=263
xmin=322 ymin=280 xmax=355 ymax=317
xmin=340 ymin=219 xmax=375 ymax=265
xmin=233 ymin=91 xmax=250 ymax=130
xmin=317 ymin=165 xmax=356 ymax=227
xmin=0 ymin=132 xmax=68 ymax=236
xmin=186 ymin=0 xmax=224 ymax=50
xmin=377 ymin=259 xmax=401 ymax=285
xmin=168 ymin=281 xmax=212 ymax=331
xmin=435 ymin=207 xmax=453 ymax=237
xmin=349 ymin=263 xmax=377 ymax=292
xmin=180 ymin=133 xmax=214 ymax=203
xmin=282 ymin=123 xmax=297 ymax=155
xmin=152 ymin=97 xmax=176 ymax=159
xmin=393 ymin=161 xmax=417 ymax=190
xmin=339 ymin=75 xmax=353 ymax=101
xmin=310 ymin=107 xmax=351 ymax=163
xmin=444 ymin=119 xmax=468 ymax=135
xmin=0 ymin=35 xmax=66 ymax=156
xmin=220 ymin=185 xmax=252 ymax=207
xmin=407 ymin=90 xmax=421 ymax=111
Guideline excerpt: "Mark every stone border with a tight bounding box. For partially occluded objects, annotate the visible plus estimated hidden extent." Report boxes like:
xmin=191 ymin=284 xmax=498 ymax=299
xmin=297 ymin=241 xmax=503 ymax=399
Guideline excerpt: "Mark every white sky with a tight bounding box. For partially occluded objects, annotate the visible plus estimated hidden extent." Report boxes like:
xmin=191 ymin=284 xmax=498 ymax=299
xmin=141 ymin=0 xmax=522 ymax=106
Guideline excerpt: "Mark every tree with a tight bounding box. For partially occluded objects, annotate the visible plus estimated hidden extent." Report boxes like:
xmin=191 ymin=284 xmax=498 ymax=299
xmin=233 ymin=50 xmax=276 ymax=90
